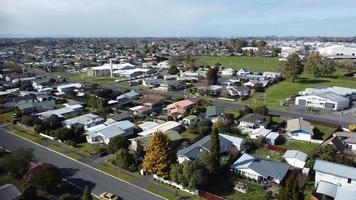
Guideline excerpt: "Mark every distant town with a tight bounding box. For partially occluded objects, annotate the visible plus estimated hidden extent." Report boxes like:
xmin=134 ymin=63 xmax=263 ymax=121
xmin=0 ymin=37 xmax=356 ymax=200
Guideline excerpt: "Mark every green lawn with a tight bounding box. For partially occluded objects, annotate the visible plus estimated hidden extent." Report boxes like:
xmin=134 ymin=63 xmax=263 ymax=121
xmin=245 ymin=73 xmax=356 ymax=108
xmin=180 ymin=130 xmax=200 ymax=141
xmin=224 ymin=179 xmax=266 ymax=200
xmin=225 ymin=109 xmax=240 ymax=118
xmin=0 ymin=112 xmax=13 ymax=123
xmin=95 ymin=164 xmax=135 ymax=183
xmin=75 ymin=142 xmax=105 ymax=155
xmin=313 ymin=124 xmax=336 ymax=141
xmin=251 ymin=148 xmax=283 ymax=161
xmin=8 ymin=125 xmax=48 ymax=145
xmin=144 ymin=183 xmax=199 ymax=200
xmin=47 ymin=144 xmax=84 ymax=160
xmin=196 ymin=56 xmax=280 ymax=72
xmin=277 ymin=141 xmax=319 ymax=154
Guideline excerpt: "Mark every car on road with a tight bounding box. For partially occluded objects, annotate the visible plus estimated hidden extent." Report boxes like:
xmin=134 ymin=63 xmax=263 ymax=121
xmin=100 ymin=192 xmax=119 ymax=200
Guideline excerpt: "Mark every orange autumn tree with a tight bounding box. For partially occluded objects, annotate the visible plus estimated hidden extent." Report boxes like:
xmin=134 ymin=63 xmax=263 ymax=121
xmin=143 ymin=131 xmax=176 ymax=179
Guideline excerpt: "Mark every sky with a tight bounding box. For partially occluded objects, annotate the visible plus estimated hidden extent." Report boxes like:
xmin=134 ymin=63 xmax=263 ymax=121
xmin=1 ymin=0 xmax=356 ymax=37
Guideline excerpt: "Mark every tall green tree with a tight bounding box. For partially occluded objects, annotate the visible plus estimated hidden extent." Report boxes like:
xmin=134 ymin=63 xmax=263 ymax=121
xmin=305 ymin=53 xmax=336 ymax=77
xmin=206 ymin=66 xmax=219 ymax=85
xmin=143 ymin=132 xmax=176 ymax=178
xmin=254 ymin=105 xmax=269 ymax=115
xmin=107 ymin=135 xmax=129 ymax=153
xmin=278 ymin=172 xmax=304 ymax=200
xmin=24 ymin=163 xmax=62 ymax=192
xmin=280 ymin=53 xmax=303 ymax=82
xmin=209 ymin=126 xmax=220 ymax=172
xmin=82 ymin=186 xmax=93 ymax=200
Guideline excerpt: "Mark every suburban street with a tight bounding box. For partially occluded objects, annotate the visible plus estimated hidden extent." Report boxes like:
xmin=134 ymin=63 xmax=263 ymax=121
xmin=0 ymin=128 xmax=164 ymax=200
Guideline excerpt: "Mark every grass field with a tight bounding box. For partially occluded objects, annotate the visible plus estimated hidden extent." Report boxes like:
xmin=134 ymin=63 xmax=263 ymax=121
xmin=8 ymin=125 xmax=48 ymax=145
xmin=225 ymin=179 xmax=266 ymax=200
xmin=277 ymin=140 xmax=320 ymax=154
xmin=95 ymin=164 xmax=135 ymax=183
xmin=196 ymin=56 xmax=280 ymax=72
xmin=245 ymin=73 xmax=356 ymax=108
xmin=313 ymin=124 xmax=336 ymax=141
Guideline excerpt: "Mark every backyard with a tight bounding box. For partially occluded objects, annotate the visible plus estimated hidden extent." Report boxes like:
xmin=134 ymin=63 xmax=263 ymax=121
xmin=277 ymin=140 xmax=320 ymax=154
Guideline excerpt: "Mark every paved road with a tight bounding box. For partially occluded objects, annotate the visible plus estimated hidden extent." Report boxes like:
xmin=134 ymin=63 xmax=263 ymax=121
xmin=0 ymin=128 xmax=164 ymax=200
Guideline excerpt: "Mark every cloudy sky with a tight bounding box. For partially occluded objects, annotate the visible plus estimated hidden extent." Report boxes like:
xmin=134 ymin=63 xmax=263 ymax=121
xmin=1 ymin=0 xmax=356 ymax=37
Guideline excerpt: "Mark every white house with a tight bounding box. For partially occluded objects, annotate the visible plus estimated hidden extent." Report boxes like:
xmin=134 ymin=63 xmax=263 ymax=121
xmin=62 ymin=113 xmax=105 ymax=130
xmin=36 ymin=104 xmax=83 ymax=119
xmin=314 ymin=159 xmax=356 ymax=199
xmin=137 ymin=121 xmax=181 ymax=136
xmin=230 ymin=153 xmax=289 ymax=184
xmin=236 ymin=68 xmax=252 ymax=76
xmin=85 ymin=120 xmax=134 ymax=144
xmin=287 ymin=118 xmax=314 ymax=142
xmin=283 ymin=150 xmax=307 ymax=168
xmin=221 ymin=68 xmax=236 ymax=76
xmin=295 ymin=92 xmax=350 ymax=111
xmin=56 ymin=83 xmax=82 ymax=93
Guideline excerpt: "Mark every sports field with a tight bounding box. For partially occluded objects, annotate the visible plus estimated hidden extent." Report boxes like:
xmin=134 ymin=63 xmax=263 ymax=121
xmin=196 ymin=56 xmax=280 ymax=72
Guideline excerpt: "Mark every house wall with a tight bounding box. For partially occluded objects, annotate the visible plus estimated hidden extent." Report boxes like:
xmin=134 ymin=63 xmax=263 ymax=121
xmin=285 ymin=158 xmax=305 ymax=168
xmin=288 ymin=130 xmax=312 ymax=142
xmin=236 ymin=168 xmax=262 ymax=181
xmin=315 ymin=171 xmax=356 ymax=188
xmin=295 ymin=95 xmax=349 ymax=111
xmin=177 ymin=156 xmax=191 ymax=164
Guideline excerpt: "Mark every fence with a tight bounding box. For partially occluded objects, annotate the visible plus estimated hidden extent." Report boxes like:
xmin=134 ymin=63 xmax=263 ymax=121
xmin=198 ymin=190 xmax=225 ymax=200
xmin=264 ymin=144 xmax=287 ymax=154
xmin=152 ymin=174 xmax=198 ymax=195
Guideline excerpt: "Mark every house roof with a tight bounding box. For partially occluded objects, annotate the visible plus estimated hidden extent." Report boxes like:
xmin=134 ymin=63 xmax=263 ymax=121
xmin=62 ymin=113 xmax=104 ymax=127
xmin=251 ymin=127 xmax=271 ymax=137
xmin=0 ymin=184 xmax=22 ymax=200
xmin=85 ymin=120 xmax=134 ymax=139
xmin=331 ymin=137 xmax=348 ymax=152
xmin=239 ymin=113 xmax=266 ymax=124
xmin=283 ymin=150 xmax=308 ymax=162
xmin=131 ymin=130 xmax=182 ymax=149
xmin=139 ymin=95 xmax=165 ymax=105
xmin=166 ymin=99 xmax=194 ymax=109
xmin=287 ymin=117 xmax=313 ymax=134
xmin=139 ymin=121 xmax=160 ymax=131
xmin=183 ymin=115 xmax=198 ymax=121
xmin=266 ymin=132 xmax=281 ymax=141
xmin=17 ymin=100 xmax=55 ymax=111
xmin=177 ymin=134 xmax=245 ymax=160
xmin=314 ymin=159 xmax=356 ymax=180
xmin=316 ymin=181 xmax=337 ymax=198
xmin=231 ymin=153 xmax=289 ymax=181
xmin=206 ymin=106 xmax=224 ymax=118
xmin=138 ymin=121 xmax=181 ymax=136
xmin=335 ymin=186 xmax=356 ymax=200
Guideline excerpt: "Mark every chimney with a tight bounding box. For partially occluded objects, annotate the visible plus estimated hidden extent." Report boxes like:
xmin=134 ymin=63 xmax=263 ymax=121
xmin=110 ymin=59 xmax=113 ymax=77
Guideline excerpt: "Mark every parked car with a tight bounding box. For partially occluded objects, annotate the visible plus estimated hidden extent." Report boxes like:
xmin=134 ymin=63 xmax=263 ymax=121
xmin=100 ymin=192 xmax=119 ymax=200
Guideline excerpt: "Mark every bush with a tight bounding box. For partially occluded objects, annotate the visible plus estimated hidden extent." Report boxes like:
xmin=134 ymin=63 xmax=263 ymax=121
xmin=24 ymin=163 xmax=62 ymax=192
xmin=111 ymin=149 xmax=137 ymax=172
xmin=107 ymin=136 xmax=129 ymax=154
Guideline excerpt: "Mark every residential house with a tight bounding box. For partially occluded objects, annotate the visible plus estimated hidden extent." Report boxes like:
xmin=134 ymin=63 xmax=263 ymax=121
xmin=36 ymin=104 xmax=83 ymax=119
xmin=177 ymin=134 xmax=246 ymax=163
xmin=314 ymin=159 xmax=356 ymax=200
xmin=221 ymin=68 xmax=236 ymax=76
xmin=265 ymin=132 xmax=283 ymax=145
xmin=287 ymin=117 xmax=314 ymax=142
xmin=17 ymin=100 xmax=55 ymax=114
xmin=62 ymin=113 xmax=105 ymax=130
xmin=236 ymin=68 xmax=252 ymax=77
xmin=56 ymin=83 xmax=82 ymax=94
xmin=85 ymin=120 xmax=134 ymax=144
xmin=250 ymin=127 xmax=271 ymax=139
xmin=130 ymin=130 xmax=182 ymax=153
xmin=206 ymin=106 xmax=224 ymax=123
xmin=332 ymin=131 xmax=356 ymax=151
xmin=138 ymin=121 xmax=160 ymax=131
xmin=238 ymin=113 xmax=267 ymax=129
xmin=164 ymin=99 xmax=194 ymax=116
xmin=0 ymin=184 xmax=22 ymax=200
xmin=138 ymin=95 xmax=165 ymax=112
xmin=116 ymin=90 xmax=140 ymax=105
xmin=182 ymin=115 xmax=198 ymax=127
xmin=230 ymin=153 xmax=289 ymax=184
xmin=283 ymin=150 xmax=308 ymax=169
xmin=138 ymin=121 xmax=181 ymax=136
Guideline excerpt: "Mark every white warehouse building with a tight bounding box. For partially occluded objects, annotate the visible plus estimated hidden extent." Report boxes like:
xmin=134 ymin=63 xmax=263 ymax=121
xmin=318 ymin=45 xmax=356 ymax=58
xmin=295 ymin=92 xmax=350 ymax=111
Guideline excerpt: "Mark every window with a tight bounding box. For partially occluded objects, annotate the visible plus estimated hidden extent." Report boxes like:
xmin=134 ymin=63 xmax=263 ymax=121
xmin=348 ymin=178 xmax=352 ymax=184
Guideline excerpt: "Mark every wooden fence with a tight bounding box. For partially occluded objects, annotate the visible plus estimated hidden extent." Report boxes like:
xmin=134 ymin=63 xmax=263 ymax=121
xmin=264 ymin=144 xmax=288 ymax=154
xmin=198 ymin=190 xmax=224 ymax=200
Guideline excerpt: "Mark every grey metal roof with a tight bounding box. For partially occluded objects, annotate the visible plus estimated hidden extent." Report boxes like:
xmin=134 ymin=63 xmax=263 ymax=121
xmin=0 ymin=184 xmax=22 ymax=200
xmin=231 ymin=153 xmax=290 ymax=181
xmin=283 ymin=150 xmax=308 ymax=162
xmin=238 ymin=113 xmax=265 ymax=124
xmin=316 ymin=92 xmax=349 ymax=103
xmin=63 ymin=113 xmax=104 ymax=126
xmin=206 ymin=106 xmax=224 ymax=118
xmin=316 ymin=181 xmax=337 ymax=198
xmin=314 ymin=159 xmax=356 ymax=180
xmin=335 ymin=186 xmax=356 ymax=200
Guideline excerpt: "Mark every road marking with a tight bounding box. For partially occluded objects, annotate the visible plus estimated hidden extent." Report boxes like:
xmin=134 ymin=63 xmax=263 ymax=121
xmin=0 ymin=128 xmax=167 ymax=200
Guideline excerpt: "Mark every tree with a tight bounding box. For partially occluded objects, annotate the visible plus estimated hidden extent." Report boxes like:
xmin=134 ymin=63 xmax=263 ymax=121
xmin=143 ymin=132 xmax=176 ymax=178
xmin=280 ymin=53 xmax=303 ymax=82
xmin=82 ymin=186 xmax=93 ymax=200
xmin=306 ymin=145 xmax=355 ymax=168
xmin=168 ymin=65 xmax=180 ymax=75
xmin=336 ymin=59 xmax=355 ymax=72
xmin=0 ymin=148 xmax=35 ymax=178
xmin=170 ymin=160 xmax=207 ymax=190
xmin=239 ymin=105 xmax=253 ymax=116
xmin=111 ymin=149 xmax=137 ymax=171
xmin=24 ymin=163 xmax=62 ymax=192
xmin=206 ymin=66 xmax=219 ymax=85
xmin=254 ymin=105 xmax=269 ymax=115
xmin=107 ymin=136 xmax=129 ymax=153
xmin=209 ymin=126 xmax=220 ymax=172
xmin=191 ymin=119 xmax=212 ymax=135
xmin=51 ymin=128 xmax=72 ymax=141
xmin=278 ymin=172 xmax=304 ymax=200
xmin=305 ymin=53 xmax=336 ymax=77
